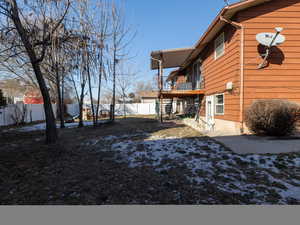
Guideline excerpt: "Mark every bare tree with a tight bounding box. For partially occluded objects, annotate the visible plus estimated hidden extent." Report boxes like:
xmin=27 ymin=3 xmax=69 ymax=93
xmin=116 ymin=65 xmax=137 ymax=117
xmin=69 ymin=42 xmax=88 ymax=127
xmin=108 ymin=2 xmax=136 ymax=122
xmin=81 ymin=0 xmax=111 ymax=126
xmin=0 ymin=0 xmax=71 ymax=143
xmin=69 ymin=0 xmax=91 ymax=128
xmin=93 ymin=0 xmax=110 ymax=125
xmin=10 ymin=103 xmax=27 ymax=126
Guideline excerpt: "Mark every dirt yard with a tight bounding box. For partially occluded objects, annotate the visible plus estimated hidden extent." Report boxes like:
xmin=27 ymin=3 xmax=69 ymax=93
xmin=1 ymin=116 xmax=300 ymax=205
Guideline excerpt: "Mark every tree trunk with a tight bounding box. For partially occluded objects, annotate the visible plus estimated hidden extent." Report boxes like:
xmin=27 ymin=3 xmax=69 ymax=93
xmin=61 ymin=74 xmax=65 ymax=127
xmin=10 ymin=1 xmax=57 ymax=143
xmin=56 ymin=65 xmax=65 ymax=128
xmin=95 ymin=49 xmax=103 ymax=125
xmin=112 ymin=48 xmax=116 ymax=122
xmin=123 ymin=96 xmax=126 ymax=118
xmin=33 ymin=63 xmax=58 ymax=143
xmin=87 ymin=56 xmax=96 ymax=126
xmin=78 ymin=83 xmax=85 ymax=128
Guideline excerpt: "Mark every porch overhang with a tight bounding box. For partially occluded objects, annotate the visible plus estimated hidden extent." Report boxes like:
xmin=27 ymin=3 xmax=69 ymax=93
xmin=151 ymin=47 xmax=194 ymax=70
xmin=160 ymin=90 xmax=205 ymax=98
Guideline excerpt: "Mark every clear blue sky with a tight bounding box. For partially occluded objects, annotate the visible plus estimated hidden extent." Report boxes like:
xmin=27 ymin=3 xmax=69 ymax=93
xmin=123 ymin=0 xmax=240 ymax=83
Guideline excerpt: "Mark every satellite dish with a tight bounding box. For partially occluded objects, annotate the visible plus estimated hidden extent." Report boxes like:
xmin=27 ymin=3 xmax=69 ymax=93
xmin=256 ymin=32 xmax=285 ymax=47
xmin=256 ymin=27 xmax=285 ymax=69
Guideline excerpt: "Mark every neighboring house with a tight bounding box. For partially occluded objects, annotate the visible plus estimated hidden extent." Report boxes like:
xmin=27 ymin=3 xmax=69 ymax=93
xmin=139 ymin=91 xmax=158 ymax=104
xmin=0 ymin=78 xmax=26 ymax=104
xmin=24 ymin=90 xmax=44 ymax=104
xmin=151 ymin=0 xmax=300 ymax=134
xmin=0 ymin=78 xmax=45 ymax=104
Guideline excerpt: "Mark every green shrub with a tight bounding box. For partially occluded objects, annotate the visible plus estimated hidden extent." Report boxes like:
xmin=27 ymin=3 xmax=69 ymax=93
xmin=245 ymin=99 xmax=300 ymax=136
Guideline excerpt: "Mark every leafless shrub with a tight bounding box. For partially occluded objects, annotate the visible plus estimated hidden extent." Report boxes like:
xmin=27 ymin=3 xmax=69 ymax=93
xmin=245 ymin=99 xmax=300 ymax=136
xmin=10 ymin=104 xmax=28 ymax=126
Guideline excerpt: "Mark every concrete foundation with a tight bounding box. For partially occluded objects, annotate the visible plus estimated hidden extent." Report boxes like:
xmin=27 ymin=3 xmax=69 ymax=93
xmin=183 ymin=117 xmax=240 ymax=136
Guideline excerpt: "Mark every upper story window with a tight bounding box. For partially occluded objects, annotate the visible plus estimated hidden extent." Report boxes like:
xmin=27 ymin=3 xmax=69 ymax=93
xmin=214 ymin=32 xmax=225 ymax=60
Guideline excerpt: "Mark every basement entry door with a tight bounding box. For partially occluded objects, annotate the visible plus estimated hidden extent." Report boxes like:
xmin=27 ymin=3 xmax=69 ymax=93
xmin=205 ymin=95 xmax=215 ymax=131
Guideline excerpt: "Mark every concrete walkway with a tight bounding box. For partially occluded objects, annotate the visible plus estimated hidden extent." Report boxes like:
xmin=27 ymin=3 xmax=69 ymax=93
xmin=181 ymin=118 xmax=300 ymax=155
xmin=211 ymin=133 xmax=300 ymax=155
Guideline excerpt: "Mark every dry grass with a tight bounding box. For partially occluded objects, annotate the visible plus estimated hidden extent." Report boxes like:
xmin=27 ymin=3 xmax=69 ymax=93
xmin=0 ymin=117 xmax=207 ymax=204
xmin=2 ymin=116 xmax=300 ymax=205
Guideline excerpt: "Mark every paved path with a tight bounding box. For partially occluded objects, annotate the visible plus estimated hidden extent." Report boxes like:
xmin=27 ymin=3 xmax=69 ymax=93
xmin=182 ymin=118 xmax=300 ymax=155
xmin=212 ymin=134 xmax=300 ymax=155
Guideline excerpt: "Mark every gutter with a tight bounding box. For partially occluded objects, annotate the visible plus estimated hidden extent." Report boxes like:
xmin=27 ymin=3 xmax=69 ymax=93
xmin=220 ymin=16 xmax=245 ymax=134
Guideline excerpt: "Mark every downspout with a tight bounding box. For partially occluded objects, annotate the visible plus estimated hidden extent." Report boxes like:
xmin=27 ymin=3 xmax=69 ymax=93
xmin=220 ymin=16 xmax=245 ymax=133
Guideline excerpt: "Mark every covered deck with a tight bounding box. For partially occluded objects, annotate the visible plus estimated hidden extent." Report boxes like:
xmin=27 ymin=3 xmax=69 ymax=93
xmin=151 ymin=47 xmax=205 ymax=98
xmin=150 ymin=47 xmax=201 ymax=121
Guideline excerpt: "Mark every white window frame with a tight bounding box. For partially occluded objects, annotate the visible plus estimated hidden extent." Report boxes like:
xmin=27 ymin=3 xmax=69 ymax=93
xmin=214 ymin=32 xmax=225 ymax=60
xmin=214 ymin=93 xmax=225 ymax=115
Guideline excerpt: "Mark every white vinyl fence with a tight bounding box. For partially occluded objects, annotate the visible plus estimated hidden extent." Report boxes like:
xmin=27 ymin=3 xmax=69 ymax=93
xmin=97 ymin=102 xmax=177 ymax=116
xmin=99 ymin=103 xmax=158 ymax=116
xmin=0 ymin=102 xmax=177 ymax=127
xmin=0 ymin=103 xmax=57 ymax=127
xmin=66 ymin=103 xmax=162 ymax=117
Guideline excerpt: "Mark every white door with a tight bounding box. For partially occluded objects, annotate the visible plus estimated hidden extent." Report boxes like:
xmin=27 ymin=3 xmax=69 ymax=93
xmin=205 ymin=95 xmax=215 ymax=131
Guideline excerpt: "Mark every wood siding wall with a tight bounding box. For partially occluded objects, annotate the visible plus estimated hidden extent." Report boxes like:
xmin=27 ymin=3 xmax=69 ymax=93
xmin=181 ymin=0 xmax=300 ymax=123
xmin=197 ymin=24 xmax=241 ymax=122
xmin=238 ymin=0 xmax=300 ymax=111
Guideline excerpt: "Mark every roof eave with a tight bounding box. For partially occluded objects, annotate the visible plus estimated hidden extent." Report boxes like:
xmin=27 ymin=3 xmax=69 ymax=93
xmin=181 ymin=0 xmax=273 ymax=69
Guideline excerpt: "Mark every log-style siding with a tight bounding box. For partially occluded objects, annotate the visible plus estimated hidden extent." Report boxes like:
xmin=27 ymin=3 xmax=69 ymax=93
xmin=238 ymin=0 xmax=300 ymax=112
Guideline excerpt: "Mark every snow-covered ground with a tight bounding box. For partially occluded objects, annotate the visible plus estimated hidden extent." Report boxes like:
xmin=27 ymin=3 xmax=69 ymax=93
xmin=86 ymin=133 xmax=300 ymax=204
xmin=4 ymin=121 xmax=100 ymax=132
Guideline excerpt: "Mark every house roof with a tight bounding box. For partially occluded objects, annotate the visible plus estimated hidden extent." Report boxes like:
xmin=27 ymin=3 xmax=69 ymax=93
xmin=139 ymin=91 xmax=158 ymax=98
xmin=182 ymin=0 xmax=273 ymax=68
xmin=151 ymin=0 xmax=273 ymax=71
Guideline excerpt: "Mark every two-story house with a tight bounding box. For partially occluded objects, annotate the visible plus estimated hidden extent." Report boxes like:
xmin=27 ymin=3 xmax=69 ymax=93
xmin=151 ymin=0 xmax=300 ymax=134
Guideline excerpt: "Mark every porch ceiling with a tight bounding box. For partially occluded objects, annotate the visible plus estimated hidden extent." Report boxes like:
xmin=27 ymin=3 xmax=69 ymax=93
xmin=151 ymin=47 xmax=194 ymax=70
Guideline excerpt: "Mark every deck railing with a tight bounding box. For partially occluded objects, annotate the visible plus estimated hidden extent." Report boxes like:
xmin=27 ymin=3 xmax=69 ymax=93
xmin=175 ymin=78 xmax=205 ymax=91
xmin=177 ymin=82 xmax=193 ymax=91
xmin=160 ymin=76 xmax=205 ymax=92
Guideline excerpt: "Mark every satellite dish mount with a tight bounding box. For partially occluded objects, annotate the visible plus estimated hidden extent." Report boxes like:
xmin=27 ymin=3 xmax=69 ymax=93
xmin=256 ymin=27 xmax=285 ymax=69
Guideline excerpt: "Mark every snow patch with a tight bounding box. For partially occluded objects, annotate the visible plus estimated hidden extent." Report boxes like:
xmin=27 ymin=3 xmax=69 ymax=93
xmin=89 ymin=133 xmax=300 ymax=204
